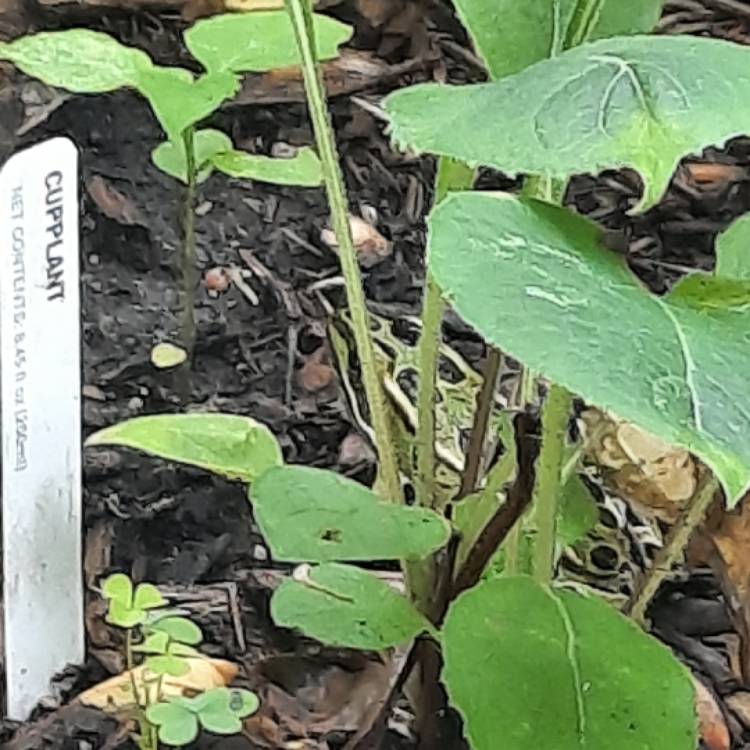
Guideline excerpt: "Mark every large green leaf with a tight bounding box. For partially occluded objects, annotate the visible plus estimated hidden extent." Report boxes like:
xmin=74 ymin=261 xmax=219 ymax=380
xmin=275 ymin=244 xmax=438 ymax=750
xmin=428 ymin=192 xmax=750 ymax=504
xmin=136 ymin=68 xmax=239 ymax=140
xmin=271 ymin=563 xmax=432 ymax=649
xmin=716 ymin=213 xmax=750 ymax=280
xmin=452 ymin=0 xmax=661 ymax=81
xmin=185 ymin=11 xmax=352 ymax=74
xmin=212 ymin=147 xmax=323 ymax=187
xmin=85 ymin=413 xmax=282 ymax=484
xmin=152 ymin=129 xmax=233 ymax=184
xmin=442 ymin=576 xmax=696 ymax=750
xmin=0 ymin=30 xmax=153 ymax=92
xmin=386 ymin=35 xmax=750 ymax=211
xmin=251 ymin=466 xmax=450 ymax=562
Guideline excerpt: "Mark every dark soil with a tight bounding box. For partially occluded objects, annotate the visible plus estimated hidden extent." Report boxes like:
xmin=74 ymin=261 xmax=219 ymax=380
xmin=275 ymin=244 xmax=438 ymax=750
xmin=4 ymin=0 xmax=750 ymax=748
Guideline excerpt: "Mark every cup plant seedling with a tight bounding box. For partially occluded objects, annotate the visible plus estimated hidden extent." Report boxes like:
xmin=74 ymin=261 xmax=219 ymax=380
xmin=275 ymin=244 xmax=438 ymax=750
xmin=0 ymin=10 xmax=351 ymax=362
xmin=101 ymin=573 xmax=258 ymax=749
xmin=81 ymin=0 xmax=750 ymax=748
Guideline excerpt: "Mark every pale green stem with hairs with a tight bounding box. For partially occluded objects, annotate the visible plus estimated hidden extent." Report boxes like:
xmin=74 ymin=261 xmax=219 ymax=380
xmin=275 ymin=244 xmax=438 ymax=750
xmin=284 ymin=0 xmax=400 ymax=502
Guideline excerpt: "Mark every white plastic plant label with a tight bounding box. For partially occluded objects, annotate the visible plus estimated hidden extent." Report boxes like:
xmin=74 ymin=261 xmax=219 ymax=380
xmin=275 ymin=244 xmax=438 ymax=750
xmin=0 ymin=138 xmax=83 ymax=719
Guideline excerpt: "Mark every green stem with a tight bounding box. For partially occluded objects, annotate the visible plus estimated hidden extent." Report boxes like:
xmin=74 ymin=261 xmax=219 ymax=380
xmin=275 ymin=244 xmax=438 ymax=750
xmin=530 ymin=384 xmax=573 ymax=584
xmin=179 ymin=126 xmax=197 ymax=359
xmin=285 ymin=0 xmax=400 ymax=502
xmin=565 ymin=0 xmax=606 ymax=48
xmin=415 ymin=157 xmax=475 ymax=508
xmin=415 ymin=274 xmax=444 ymax=508
xmin=626 ymin=474 xmax=719 ymax=626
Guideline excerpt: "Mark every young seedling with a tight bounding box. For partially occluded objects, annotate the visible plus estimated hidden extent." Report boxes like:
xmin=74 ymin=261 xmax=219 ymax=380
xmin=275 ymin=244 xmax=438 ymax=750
xmin=82 ymin=2 xmax=750 ymax=750
xmin=0 ymin=10 xmax=351 ymax=364
xmin=101 ymin=573 xmax=258 ymax=749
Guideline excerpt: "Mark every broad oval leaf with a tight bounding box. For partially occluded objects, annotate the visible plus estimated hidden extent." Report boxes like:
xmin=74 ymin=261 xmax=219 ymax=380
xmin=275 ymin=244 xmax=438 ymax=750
xmin=271 ymin=563 xmax=431 ymax=649
xmin=86 ymin=413 xmax=283 ymax=484
xmin=0 ymin=30 xmax=152 ymax=92
xmin=152 ymin=129 xmax=233 ymax=184
xmin=212 ymin=147 xmax=323 ymax=187
xmin=452 ymin=0 xmax=661 ymax=80
xmin=251 ymin=465 xmax=450 ymax=562
xmin=185 ymin=11 xmax=353 ymax=73
xmin=386 ymin=35 xmax=750 ymax=211
xmin=200 ymin=710 xmax=242 ymax=735
xmin=145 ymin=654 xmax=190 ymax=677
xmin=716 ymin=213 xmax=750 ymax=281
xmin=147 ymin=702 xmax=199 ymax=746
xmin=149 ymin=616 xmax=202 ymax=645
xmin=429 ymin=193 xmax=750 ymax=504
xmin=442 ymin=576 xmax=696 ymax=750
xmin=136 ymin=67 xmax=239 ymax=140
xmin=133 ymin=582 xmax=166 ymax=610
xmin=101 ymin=573 xmax=133 ymax=605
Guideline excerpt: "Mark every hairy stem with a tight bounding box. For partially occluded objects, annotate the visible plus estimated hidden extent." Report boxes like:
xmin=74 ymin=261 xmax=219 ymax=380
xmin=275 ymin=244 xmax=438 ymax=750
xmin=179 ymin=126 xmax=197 ymax=360
xmin=285 ymin=0 xmax=400 ymax=501
xmin=530 ymin=384 xmax=573 ymax=584
xmin=626 ymin=474 xmax=720 ymax=626
xmin=415 ymin=157 xmax=475 ymax=508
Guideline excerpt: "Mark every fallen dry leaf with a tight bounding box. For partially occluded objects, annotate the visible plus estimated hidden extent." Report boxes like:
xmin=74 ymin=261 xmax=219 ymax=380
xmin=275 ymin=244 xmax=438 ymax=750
xmin=726 ymin=691 xmax=750 ymax=730
xmin=581 ymin=408 xmax=698 ymax=522
xmin=234 ymin=50 xmax=426 ymax=105
xmin=321 ymin=215 xmax=391 ymax=267
xmin=299 ymin=360 xmax=335 ymax=393
xmin=693 ymin=675 xmax=731 ymax=750
xmin=78 ymin=657 xmax=238 ymax=712
xmin=86 ymin=174 xmax=142 ymax=226
xmin=684 ymin=161 xmax=746 ymax=186
xmin=691 ymin=492 xmax=750 ymax=681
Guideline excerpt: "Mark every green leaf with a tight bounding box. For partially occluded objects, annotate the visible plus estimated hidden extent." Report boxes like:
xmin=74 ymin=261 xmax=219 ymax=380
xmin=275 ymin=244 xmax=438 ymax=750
xmin=152 ymin=129 xmax=233 ymax=184
xmin=145 ymin=654 xmax=190 ymax=677
xmin=271 ymin=563 xmax=432 ymax=649
xmin=558 ymin=474 xmax=598 ymax=547
xmin=136 ymin=67 xmax=239 ymax=140
xmin=428 ymin=192 xmax=750 ymax=504
xmin=146 ymin=702 xmax=199 ymax=746
xmin=212 ymin=147 xmax=323 ymax=187
xmin=199 ymin=708 xmax=242 ymax=735
xmin=227 ymin=688 xmax=259 ymax=717
xmin=106 ymin=599 xmax=144 ymax=629
xmin=251 ymin=466 xmax=451 ymax=562
xmin=168 ymin=642 xmax=200 ymax=658
xmin=133 ymin=583 xmax=166 ymax=610
xmin=85 ymin=413 xmax=283 ymax=484
xmin=132 ymin=631 xmax=169 ymax=654
xmin=149 ymin=616 xmax=202 ymax=645
xmin=442 ymin=576 xmax=696 ymax=750
xmin=185 ymin=10 xmax=353 ymax=73
xmin=386 ymin=35 xmax=750 ymax=211
xmin=101 ymin=573 xmax=133 ymax=606
xmin=0 ymin=30 xmax=152 ymax=92
xmin=716 ymin=213 xmax=750 ymax=281
xmin=452 ymin=1 xmax=661 ymax=81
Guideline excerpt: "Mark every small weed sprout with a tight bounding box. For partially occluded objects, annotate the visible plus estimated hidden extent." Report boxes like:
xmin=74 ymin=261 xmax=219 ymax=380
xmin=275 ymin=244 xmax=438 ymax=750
xmin=101 ymin=573 xmax=258 ymax=749
xmin=0 ymin=11 xmax=350 ymax=362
